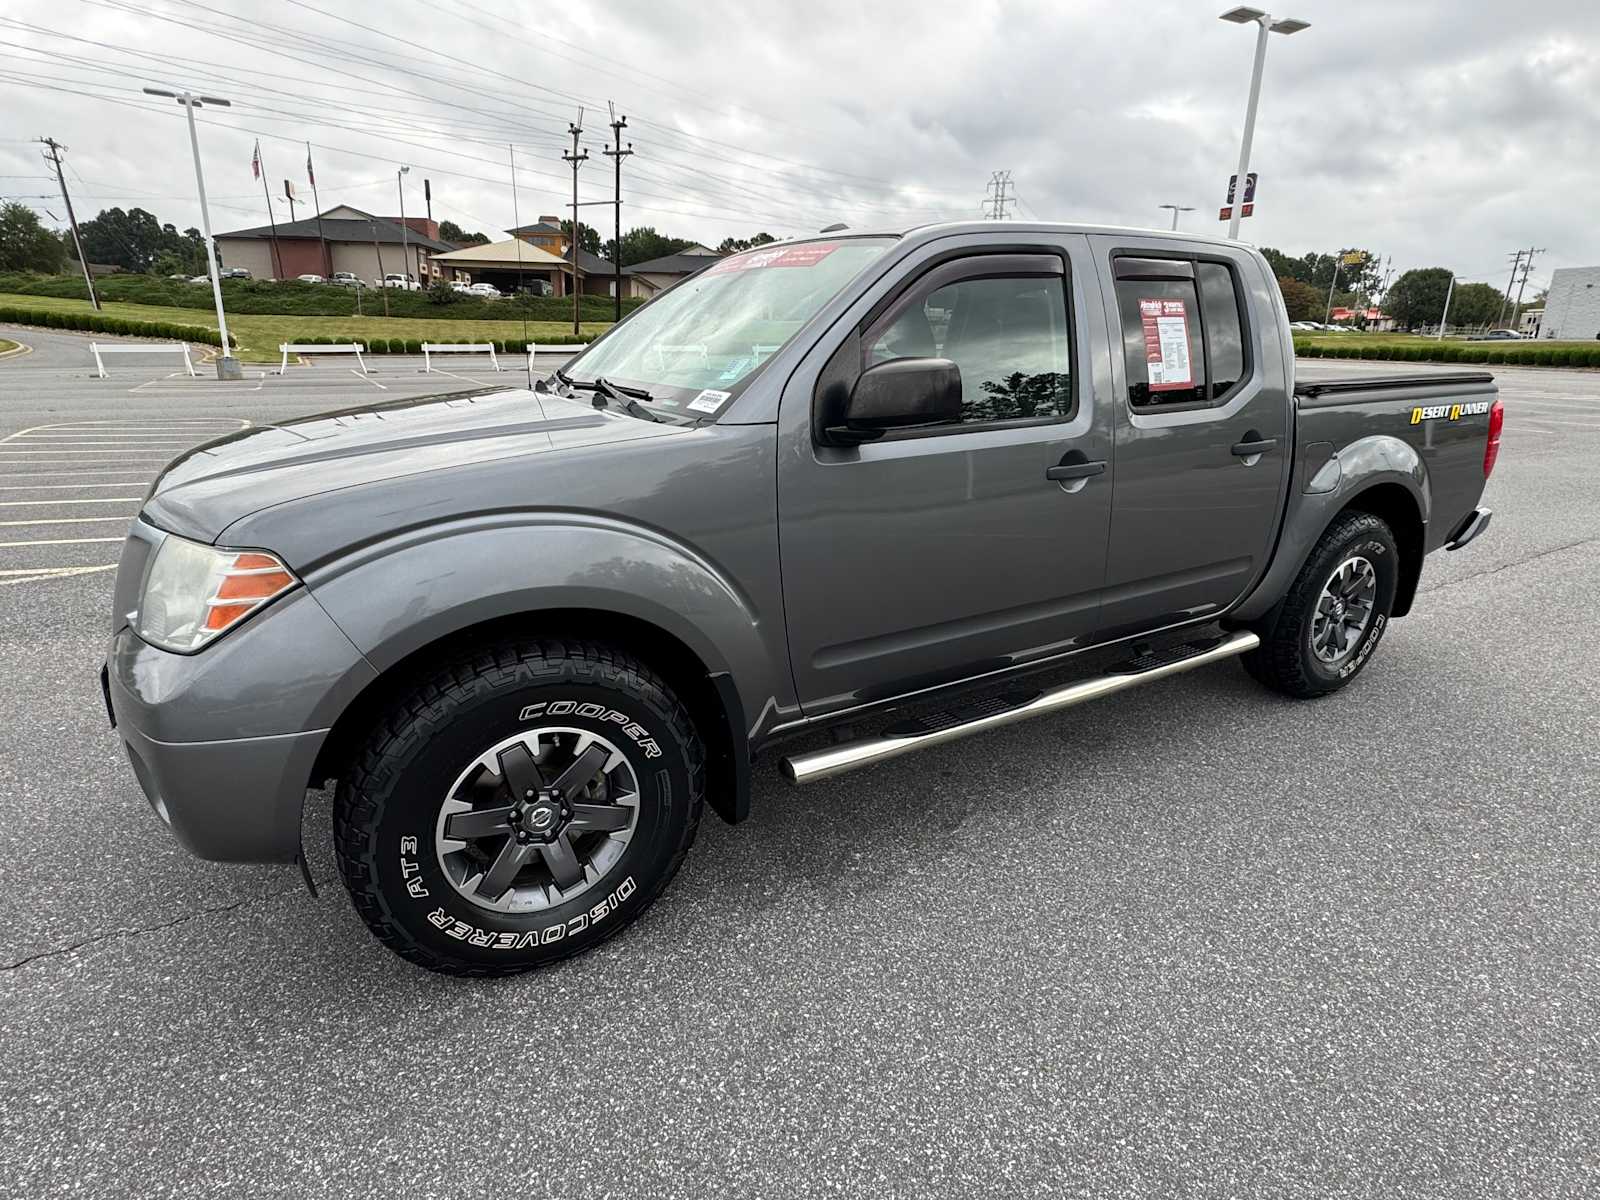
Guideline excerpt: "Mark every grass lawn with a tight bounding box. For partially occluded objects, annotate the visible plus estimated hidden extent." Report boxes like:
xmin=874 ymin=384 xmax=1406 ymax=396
xmin=1295 ymin=331 xmax=1591 ymax=351
xmin=0 ymin=294 xmax=610 ymax=363
xmin=0 ymin=339 xmax=17 ymax=354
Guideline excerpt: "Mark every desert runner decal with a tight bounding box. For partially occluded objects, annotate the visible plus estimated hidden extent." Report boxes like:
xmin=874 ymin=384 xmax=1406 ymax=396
xmin=1411 ymin=400 xmax=1491 ymax=424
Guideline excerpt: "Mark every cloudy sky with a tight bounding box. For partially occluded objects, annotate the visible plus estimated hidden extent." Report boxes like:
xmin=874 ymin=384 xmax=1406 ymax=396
xmin=3 ymin=0 xmax=1597 ymax=292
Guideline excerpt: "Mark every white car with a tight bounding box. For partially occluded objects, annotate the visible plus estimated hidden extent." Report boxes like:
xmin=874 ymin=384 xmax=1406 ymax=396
xmin=296 ymin=274 xmax=326 ymax=284
xmin=449 ymin=281 xmax=473 ymax=294
xmin=467 ymin=283 xmax=501 ymax=298
xmin=381 ymin=273 xmax=422 ymax=291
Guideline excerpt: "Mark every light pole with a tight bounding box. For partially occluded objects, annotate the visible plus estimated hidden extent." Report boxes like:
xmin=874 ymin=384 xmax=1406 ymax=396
xmin=1436 ymin=272 xmax=1456 ymax=340
xmin=142 ymin=86 xmax=241 ymax=380
xmin=1218 ymin=7 xmax=1309 ymax=241
xmin=1159 ymin=204 xmax=1195 ymax=231
xmin=396 ymin=166 xmax=411 ymax=289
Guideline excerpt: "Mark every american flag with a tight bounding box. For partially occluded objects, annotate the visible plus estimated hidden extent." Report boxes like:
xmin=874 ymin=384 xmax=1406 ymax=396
xmin=251 ymin=140 xmax=261 ymax=180
xmin=306 ymin=147 xmax=315 ymax=187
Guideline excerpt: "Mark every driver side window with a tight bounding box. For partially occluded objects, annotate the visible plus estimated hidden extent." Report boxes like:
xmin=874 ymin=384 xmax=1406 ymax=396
xmin=863 ymin=272 xmax=1073 ymax=425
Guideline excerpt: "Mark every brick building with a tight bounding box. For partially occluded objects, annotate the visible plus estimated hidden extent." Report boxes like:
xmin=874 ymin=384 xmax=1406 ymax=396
xmin=212 ymin=205 xmax=454 ymax=284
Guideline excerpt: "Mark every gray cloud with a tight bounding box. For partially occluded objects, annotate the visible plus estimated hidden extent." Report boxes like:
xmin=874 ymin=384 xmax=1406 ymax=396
xmin=2 ymin=0 xmax=1596 ymax=290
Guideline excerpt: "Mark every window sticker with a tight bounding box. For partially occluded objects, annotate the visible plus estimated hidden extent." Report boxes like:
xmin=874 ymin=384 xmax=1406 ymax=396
xmin=1139 ymin=297 xmax=1193 ymax=391
xmin=704 ymin=242 xmax=840 ymax=276
xmin=687 ymin=389 xmax=732 ymax=414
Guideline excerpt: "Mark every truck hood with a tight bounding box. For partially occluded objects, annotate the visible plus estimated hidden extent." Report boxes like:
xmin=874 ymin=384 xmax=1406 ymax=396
xmin=142 ymin=386 xmax=688 ymax=542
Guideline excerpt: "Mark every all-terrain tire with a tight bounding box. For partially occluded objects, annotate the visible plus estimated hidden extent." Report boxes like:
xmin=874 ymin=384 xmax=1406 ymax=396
xmin=333 ymin=637 xmax=704 ymax=976
xmin=1242 ymin=511 xmax=1399 ymax=699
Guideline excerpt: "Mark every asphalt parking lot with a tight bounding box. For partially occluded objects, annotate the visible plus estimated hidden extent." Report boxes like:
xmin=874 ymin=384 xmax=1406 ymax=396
xmin=2 ymin=326 xmax=1598 ymax=1197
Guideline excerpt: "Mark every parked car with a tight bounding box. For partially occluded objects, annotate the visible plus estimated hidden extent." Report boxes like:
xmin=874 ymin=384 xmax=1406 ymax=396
xmin=449 ymin=281 xmax=473 ymax=294
xmin=296 ymin=274 xmax=327 ymax=285
xmin=329 ymin=272 xmax=365 ymax=288
xmin=103 ymin=222 xmax=1499 ymax=976
xmin=1289 ymin=321 xmax=1319 ymax=331
xmin=221 ymin=267 xmax=251 ymax=280
xmin=1469 ymin=329 xmax=1524 ymax=341
xmin=381 ymin=273 xmax=422 ymax=291
xmin=187 ymin=275 xmax=210 ymax=284
xmin=467 ymin=282 xmax=501 ymax=298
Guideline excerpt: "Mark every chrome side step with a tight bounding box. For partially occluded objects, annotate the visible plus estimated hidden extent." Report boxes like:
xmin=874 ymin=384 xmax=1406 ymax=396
xmin=780 ymin=630 xmax=1260 ymax=785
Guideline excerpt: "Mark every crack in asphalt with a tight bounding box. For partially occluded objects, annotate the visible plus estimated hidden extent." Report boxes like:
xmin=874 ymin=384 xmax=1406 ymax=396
xmin=1419 ymin=534 xmax=1600 ymax=595
xmin=0 ymin=885 xmax=304 ymax=972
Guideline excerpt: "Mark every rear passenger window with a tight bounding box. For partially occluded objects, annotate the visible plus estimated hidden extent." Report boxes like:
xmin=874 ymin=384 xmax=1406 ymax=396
xmin=1114 ymin=258 xmax=1249 ymax=408
xmin=864 ymin=273 xmax=1072 ymax=425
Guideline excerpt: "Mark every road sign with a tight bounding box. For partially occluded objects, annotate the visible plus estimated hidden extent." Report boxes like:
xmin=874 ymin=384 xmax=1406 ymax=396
xmin=1220 ymin=173 xmax=1258 ymax=220
xmin=1218 ymin=202 xmax=1255 ymax=221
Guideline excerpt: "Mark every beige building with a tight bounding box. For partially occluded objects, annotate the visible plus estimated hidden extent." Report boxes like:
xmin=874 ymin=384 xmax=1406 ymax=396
xmin=622 ymin=246 xmax=722 ymax=297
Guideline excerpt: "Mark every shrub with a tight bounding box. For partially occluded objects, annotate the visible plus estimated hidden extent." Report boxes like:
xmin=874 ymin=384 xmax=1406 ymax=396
xmin=404 ymin=338 xmax=422 ymax=354
xmin=1550 ymin=349 xmax=1571 ymax=366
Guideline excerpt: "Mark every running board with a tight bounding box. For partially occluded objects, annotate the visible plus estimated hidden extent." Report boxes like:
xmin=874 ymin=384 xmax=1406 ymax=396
xmin=780 ymin=630 xmax=1260 ymax=785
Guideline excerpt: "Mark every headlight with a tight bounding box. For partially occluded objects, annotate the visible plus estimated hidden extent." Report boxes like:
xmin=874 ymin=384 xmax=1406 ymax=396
xmin=135 ymin=535 xmax=298 ymax=653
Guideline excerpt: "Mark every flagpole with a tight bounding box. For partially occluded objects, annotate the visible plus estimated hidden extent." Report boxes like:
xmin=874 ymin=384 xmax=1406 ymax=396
xmin=307 ymin=142 xmax=330 ymax=277
xmin=254 ymin=140 xmax=283 ymax=280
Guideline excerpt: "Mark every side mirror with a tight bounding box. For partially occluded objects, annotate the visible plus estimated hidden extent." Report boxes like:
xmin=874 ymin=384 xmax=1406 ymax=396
xmin=826 ymin=357 xmax=963 ymax=445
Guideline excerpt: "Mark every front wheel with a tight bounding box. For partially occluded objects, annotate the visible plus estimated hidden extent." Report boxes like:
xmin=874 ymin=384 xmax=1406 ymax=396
xmin=1243 ymin=511 xmax=1399 ymax=699
xmin=334 ymin=638 xmax=705 ymax=976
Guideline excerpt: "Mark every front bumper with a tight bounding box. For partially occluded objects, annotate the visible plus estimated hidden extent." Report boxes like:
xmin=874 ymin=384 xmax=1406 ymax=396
xmin=104 ymin=585 xmax=378 ymax=863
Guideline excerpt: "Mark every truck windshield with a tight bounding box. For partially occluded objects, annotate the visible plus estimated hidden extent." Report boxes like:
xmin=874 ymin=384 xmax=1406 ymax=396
xmin=563 ymin=238 xmax=894 ymax=415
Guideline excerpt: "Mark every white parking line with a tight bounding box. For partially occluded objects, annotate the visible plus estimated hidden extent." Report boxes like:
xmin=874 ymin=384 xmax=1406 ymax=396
xmin=0 ymin=516 xmax=134 ymax=526
xmin=0 ymin=535 xmax=125 ymax=547
xmin=0 ymin=497 xmax=142 ymax=506
xmin=351 ymin=368 xmax=388 ymax=390
xmin=0 ymin=470 xmax=155 ymax=479
xmin=0 ymin=482 xmax=147 ymax=491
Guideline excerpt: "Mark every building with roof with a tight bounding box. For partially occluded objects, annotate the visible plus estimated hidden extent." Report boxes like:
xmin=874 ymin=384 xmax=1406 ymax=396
xmin=1540 ymin=267 xmax=1600 ymax=340
xmin=212 ymin=205 xmax=453 ymax=284
xmin=623 ymin=246 xmax=721 ymax=297
xmin=428 ymin=237 xmax=570 ymax=295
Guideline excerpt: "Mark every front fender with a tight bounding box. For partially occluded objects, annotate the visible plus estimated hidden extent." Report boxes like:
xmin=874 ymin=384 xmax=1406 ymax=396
xmin=1232 ymin=434 xmax=1429 ymax=623
xmin=305 ymin=512 xmax=791 ymax=733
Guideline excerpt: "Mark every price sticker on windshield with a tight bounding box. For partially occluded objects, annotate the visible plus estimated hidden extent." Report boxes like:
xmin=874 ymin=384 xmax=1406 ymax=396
xmin=1139 ymin=298 xmax=1193 ymax=391
xmin=688 ymin=389 xmax=732 ymax=415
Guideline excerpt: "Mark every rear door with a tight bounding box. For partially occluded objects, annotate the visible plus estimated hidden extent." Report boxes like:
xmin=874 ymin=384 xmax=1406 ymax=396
xmin=776 ymin=234 xmax=1114 ymax=716
xmin=1089 ymin=237 xmax=1292 ymax=637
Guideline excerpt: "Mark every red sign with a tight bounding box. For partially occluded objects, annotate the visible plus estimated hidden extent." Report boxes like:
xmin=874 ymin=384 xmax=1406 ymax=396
xmin=1218 ymin=202 xmax=1254 ymax=221
xmin=704 ymin=242 xmax=840 ymax=275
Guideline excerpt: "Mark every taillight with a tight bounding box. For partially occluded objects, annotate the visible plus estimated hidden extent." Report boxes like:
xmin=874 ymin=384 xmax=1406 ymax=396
xmin=1484 ymin=398 xmax=1503 ymax=479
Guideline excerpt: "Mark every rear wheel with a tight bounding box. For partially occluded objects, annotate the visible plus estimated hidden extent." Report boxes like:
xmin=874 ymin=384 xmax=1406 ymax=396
xmin=334 ymin=637 xmax=704 ymax=976
xmin=1243 ymin=511 xmax=1399 ymax=699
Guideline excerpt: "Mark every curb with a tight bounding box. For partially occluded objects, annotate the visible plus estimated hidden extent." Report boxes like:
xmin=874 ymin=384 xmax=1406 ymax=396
xmin=0 ymin=338 xmax=34 ymax=361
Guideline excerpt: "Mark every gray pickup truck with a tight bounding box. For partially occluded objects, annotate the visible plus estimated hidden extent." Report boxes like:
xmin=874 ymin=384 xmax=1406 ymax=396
xmin=104 ymin=222 xmax=1499 ymax=974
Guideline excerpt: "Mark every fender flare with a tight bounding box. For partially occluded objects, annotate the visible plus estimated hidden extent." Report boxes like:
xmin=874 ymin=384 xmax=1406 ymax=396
xmin=304 ymin=512 xmax=790 ymax=744
xmin=1232 ymin=435 xmax=1430 ymax=624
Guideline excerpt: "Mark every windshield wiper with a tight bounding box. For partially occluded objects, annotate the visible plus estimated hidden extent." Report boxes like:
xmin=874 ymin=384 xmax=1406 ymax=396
xmin=554 ymin=369 xmax=663 ymax=423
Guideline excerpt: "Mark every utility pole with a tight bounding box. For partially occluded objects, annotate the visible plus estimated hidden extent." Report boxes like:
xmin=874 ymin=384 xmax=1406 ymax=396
xmin=602 ymin=106 xmax=633 ymax=323
xmin=1511 ymin=246 xmax=1545 ymax=331
xmin=306 ymin=143 xmax=329 ymax=276
xmin=983 ymin=171 xmax=1014 ymax=219
xmin=38 ymin=137 xmax=99 ymax=311
xmin=1323 ymin=254 xmax=1343 ymax=325
xmin=563 ymin=117 xmax=589 ymax=337
xmin=369 ymin=220 xmax=390 ymax=317
xmin=424 ymin=177 xmax=432 ymax=224
xmin=1497 ymin=250 xmax=1524 ymax=329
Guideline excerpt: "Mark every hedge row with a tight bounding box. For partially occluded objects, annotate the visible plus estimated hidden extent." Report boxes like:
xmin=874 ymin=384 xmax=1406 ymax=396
xmin=1296 ymin=339 xmax=1600 ymax=367
xmin=297 ymin=335 xmax=593 ymax=354
xmin=0 ymin=271 xmax=638 ymax=323
xmin=0 ymin=304 xmax=232 ymax=347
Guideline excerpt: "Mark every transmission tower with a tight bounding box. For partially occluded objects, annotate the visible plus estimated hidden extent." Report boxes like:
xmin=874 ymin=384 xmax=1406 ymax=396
xmin=983 ymin=171 xmax=1015 ymax=220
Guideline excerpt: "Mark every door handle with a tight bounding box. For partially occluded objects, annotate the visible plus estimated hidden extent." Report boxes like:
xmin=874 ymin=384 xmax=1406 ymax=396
xmin=1046 ymin=460 xmax=1106 ymax=482
xmin=1231 ymin=438 xmax=1278 ymax=457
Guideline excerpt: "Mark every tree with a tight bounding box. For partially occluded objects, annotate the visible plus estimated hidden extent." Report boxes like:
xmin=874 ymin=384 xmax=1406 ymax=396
xmin=1260 ymin=246 xmax=1381 ymax=297
xmin=1450 ymin=282 xmax=1508 ymax=329
xmin=70 ymin=207 xmax=208 ymax=274
xmin=716 ymin=232 xmax=778 ymax=254
xmin=558 ymin=218 xmax=601 ymax=256
xmin=1383 ymin=268 xmax=1454 ymax=331
xmin=602 ymin=225 xmax=696 ymax=268
xmin=1275 ymin=276 xmax=1323 ymax=322
xmin=0 ymin=202 xmax=66 ymax=273
xmin=438 ymin=219 xmax=489 ymax=246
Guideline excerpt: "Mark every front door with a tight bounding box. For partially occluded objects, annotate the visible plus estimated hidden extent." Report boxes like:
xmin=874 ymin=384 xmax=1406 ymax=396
xmin=1090 ymin=237 xmax=1292 ymax=637
xmin=777 ymin=237 xmax=1113 ymax=717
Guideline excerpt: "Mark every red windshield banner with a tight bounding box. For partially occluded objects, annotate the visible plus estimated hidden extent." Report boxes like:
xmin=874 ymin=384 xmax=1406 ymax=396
xmin=704 ymin=242 xmax=840 ymax=275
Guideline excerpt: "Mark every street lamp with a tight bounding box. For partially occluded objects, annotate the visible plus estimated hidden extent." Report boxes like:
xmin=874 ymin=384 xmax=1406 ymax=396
xmin=1218 ymin=6 xmax=1309 ymax=241
xmin=1159 ymin=204 xmax=1196 ymax=231
xmin=141 ymin=86 xmax=241 ymax=380
xmin=396 ymin=165 xmax=411 ymax=290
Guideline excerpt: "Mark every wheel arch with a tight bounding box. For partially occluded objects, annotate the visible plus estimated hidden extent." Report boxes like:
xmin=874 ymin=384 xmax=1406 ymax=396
xmin=1337 ymin=481 xmax=1425 ymax=617
xmin=311 ymin=608 xmax=750 ymax=825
